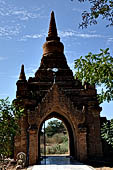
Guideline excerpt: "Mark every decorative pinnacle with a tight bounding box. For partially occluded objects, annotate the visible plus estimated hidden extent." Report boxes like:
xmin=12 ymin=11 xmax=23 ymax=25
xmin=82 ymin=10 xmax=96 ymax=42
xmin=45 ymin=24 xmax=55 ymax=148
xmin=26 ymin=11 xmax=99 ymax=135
xmin=46 ymin=11 xmax=60 ymax=41
xmin=19 ymin=64 xmax=26 ymax=80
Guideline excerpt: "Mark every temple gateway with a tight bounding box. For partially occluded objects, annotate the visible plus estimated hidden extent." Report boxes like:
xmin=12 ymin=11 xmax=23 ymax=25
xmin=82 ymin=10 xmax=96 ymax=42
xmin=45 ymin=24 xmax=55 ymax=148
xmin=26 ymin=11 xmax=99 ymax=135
xmin=14 ymin=11 xmax=103 ymax=165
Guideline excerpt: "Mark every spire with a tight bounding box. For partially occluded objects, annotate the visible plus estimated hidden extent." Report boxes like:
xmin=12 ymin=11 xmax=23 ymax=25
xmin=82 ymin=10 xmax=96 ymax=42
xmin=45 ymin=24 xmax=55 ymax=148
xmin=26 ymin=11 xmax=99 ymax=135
xmin=42 ymin=11 xmax=64 ymax=55
xmin=19 ymin=64 xmax=26 ymax=80
xmin=46 ymin=11 xmax=60 ymax=41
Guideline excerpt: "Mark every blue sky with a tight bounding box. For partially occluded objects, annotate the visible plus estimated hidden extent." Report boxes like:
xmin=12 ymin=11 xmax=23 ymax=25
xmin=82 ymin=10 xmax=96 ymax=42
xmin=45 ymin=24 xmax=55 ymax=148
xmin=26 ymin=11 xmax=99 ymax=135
xmin=0 ymin=0 xmax=113 ymax=119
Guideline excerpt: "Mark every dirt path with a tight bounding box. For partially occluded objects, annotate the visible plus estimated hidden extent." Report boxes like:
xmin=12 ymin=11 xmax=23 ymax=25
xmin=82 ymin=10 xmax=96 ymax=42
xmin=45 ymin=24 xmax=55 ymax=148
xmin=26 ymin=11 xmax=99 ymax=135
xmin=6 ymin=165 xmax=113 ymax=170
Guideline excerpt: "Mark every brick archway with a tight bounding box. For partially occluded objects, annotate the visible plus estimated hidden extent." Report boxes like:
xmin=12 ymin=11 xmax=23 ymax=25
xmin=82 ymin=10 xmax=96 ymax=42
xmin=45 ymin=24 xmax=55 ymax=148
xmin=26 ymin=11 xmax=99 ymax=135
xmin=27 ymin=84 xmax=88 ymax=165
xmin=38 ymin=111 xmax=76 ymax=160
xmin=14 ymin=11 xmax=103 ymax=166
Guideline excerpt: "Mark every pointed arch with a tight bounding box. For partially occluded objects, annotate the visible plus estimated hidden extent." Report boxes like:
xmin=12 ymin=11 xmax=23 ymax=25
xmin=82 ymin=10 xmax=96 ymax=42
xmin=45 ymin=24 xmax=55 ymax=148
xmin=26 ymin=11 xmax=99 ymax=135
xmin=38 ymin=111 xmax=77 ymax=161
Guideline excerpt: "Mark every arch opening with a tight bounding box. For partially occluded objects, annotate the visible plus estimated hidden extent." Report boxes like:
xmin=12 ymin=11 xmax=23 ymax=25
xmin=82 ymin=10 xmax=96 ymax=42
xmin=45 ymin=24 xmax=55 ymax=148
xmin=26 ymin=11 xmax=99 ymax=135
xmin=38 ymin=112 xmax=76 ymax=163
xmin=40 ymin=118 xmax=69 ymax=157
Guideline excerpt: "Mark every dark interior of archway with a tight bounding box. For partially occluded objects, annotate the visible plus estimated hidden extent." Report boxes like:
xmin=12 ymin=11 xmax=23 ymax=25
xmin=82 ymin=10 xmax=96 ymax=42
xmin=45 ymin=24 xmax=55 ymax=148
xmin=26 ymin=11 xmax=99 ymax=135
xmin=38 ymin=112 xmax=75 ymax=162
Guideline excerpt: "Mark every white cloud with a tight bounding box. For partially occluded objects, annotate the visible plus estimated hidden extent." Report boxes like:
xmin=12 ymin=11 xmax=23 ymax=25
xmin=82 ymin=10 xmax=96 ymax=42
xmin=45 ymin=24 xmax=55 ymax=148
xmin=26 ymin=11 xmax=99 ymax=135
xmin=17 ymin=29 xmax=105 ymax=42
xmin=107 ymin=37 xmax=113 ymax=43
xmin=59 ymin=30 xmax=107 ymax=39
xmin=0 ymin=25 xmax=22 ymax=39
xmin=76 ymin=33 xmax=105 ymax=38
xmin=0 ymin=2 xmax=43 ymax=40
xmin=0 ymin=3 xmax=42 ymax=21
xmin=106 ymin=37 xmax=113 ymax=46
xmin=10 ymin=9 xmax=41 ymax=21
xmin=20 ymin=33 xmax=44 ymax=41
xmin=60 ymin=31 xmax=75 ymax=37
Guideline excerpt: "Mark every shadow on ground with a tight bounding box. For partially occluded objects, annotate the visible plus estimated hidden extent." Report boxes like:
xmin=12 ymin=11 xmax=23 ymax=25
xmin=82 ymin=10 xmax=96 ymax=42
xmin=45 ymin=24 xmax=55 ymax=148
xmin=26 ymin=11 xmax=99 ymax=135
xmin=39 ymin=156 xmax=83 ymax=165
xmin=85 ymin=158 xmax=113 ymax=169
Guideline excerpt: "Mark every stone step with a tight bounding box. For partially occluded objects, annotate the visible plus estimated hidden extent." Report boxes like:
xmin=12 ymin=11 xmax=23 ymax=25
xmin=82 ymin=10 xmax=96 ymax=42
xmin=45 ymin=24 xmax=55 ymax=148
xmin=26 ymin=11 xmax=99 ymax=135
xmin=27 ymin=165 xmax=95 ymax=170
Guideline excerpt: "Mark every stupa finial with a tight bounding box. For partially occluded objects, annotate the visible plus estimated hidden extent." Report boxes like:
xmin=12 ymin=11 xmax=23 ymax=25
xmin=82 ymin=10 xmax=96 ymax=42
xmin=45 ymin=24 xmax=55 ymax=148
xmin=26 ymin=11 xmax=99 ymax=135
xmin=46 ymin=11 xmax=60 ymax=41
xmin=19 ymin=64 xmax=26 ymax=80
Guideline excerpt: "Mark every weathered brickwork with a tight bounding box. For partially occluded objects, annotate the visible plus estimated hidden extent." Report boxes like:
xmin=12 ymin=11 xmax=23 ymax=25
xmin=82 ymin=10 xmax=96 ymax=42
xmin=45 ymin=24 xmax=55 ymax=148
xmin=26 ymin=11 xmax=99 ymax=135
xmin=14 ymin=11 xmax=103 ymax=165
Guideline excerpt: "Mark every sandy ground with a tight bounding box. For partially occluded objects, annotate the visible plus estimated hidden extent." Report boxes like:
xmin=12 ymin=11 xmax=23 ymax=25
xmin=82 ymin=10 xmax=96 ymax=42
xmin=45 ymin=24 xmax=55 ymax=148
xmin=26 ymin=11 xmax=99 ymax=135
xmin=95 ymin=168 xmax=113 ymax=170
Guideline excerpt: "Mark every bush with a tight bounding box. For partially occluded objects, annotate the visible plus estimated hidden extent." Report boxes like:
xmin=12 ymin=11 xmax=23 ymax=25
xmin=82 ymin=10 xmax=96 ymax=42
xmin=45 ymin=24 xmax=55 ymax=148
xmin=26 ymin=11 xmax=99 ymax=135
xmin=46 ymin=142 xmax=68 ymax=155
xmin=40 ymin=132 xmax=69 ymax=155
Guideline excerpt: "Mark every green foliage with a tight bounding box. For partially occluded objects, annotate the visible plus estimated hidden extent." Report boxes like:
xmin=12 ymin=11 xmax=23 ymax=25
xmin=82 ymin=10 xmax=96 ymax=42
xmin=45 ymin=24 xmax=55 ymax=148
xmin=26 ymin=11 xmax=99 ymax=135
xmin=76 ymin=0 xmax=113 ymax=28
xmin=72 ymin=0 xmax=113 ymax=151
xmin=74 ymin=48 xmax=113 ymax=103
xmin=101 ymin=119 xmax=113 ymax=147
xmin=0 ymin=97 xmax=24 ymax=158
xmin=45 ymin=120 xmax=66 ymax=137
xmin=62 ymin=135 xmax=68 ymax=143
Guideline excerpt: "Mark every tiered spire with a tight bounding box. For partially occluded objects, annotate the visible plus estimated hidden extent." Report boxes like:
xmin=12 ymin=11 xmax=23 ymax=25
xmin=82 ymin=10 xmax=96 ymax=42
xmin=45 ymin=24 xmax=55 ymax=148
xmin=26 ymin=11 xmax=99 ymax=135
xmin=35 ymin=11 xmax=73 ymax=80
xmin=46 ymin=11 xmax=60 ymax=41
xmin=19 ymin=64 xmax=26 ymax=80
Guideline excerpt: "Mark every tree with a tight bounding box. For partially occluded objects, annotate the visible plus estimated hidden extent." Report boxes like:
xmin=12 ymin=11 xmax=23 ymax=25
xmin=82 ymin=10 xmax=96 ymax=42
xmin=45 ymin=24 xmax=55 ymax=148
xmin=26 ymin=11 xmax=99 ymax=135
xmin=70 ymin=1 xmax=113 ymax=106
xmin=45 ymin=120 xmax=66 ymax=137
xmin=72 ymin=0 xmax=113 ymax=28
xmin=71 ymin=0 xmax=113 ymax=103
xmin=73 ymin=0 xmax=113 ymax=150
xmin=74 ymin=48 xmax=113 ymax=103
xmin=101 ymin=119 xmax=113 ymax=147
xmin=0 ymin=98 xmax=24 ymax=158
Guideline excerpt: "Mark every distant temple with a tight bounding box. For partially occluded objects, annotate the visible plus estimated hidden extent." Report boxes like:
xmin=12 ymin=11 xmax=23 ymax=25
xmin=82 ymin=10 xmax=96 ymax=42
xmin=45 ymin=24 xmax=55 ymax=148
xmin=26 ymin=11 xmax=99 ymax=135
xmin=14 ymin=11 xmax=103 ymax=165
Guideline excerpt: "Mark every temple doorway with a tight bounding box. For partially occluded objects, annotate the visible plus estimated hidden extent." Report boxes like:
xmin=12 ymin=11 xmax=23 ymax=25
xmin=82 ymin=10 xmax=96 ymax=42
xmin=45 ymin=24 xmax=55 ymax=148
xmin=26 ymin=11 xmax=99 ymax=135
xmin=38 ymin=112 xmax=76 ymax=164
xmin=40 ymin=118 xmax=69 ymax=157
